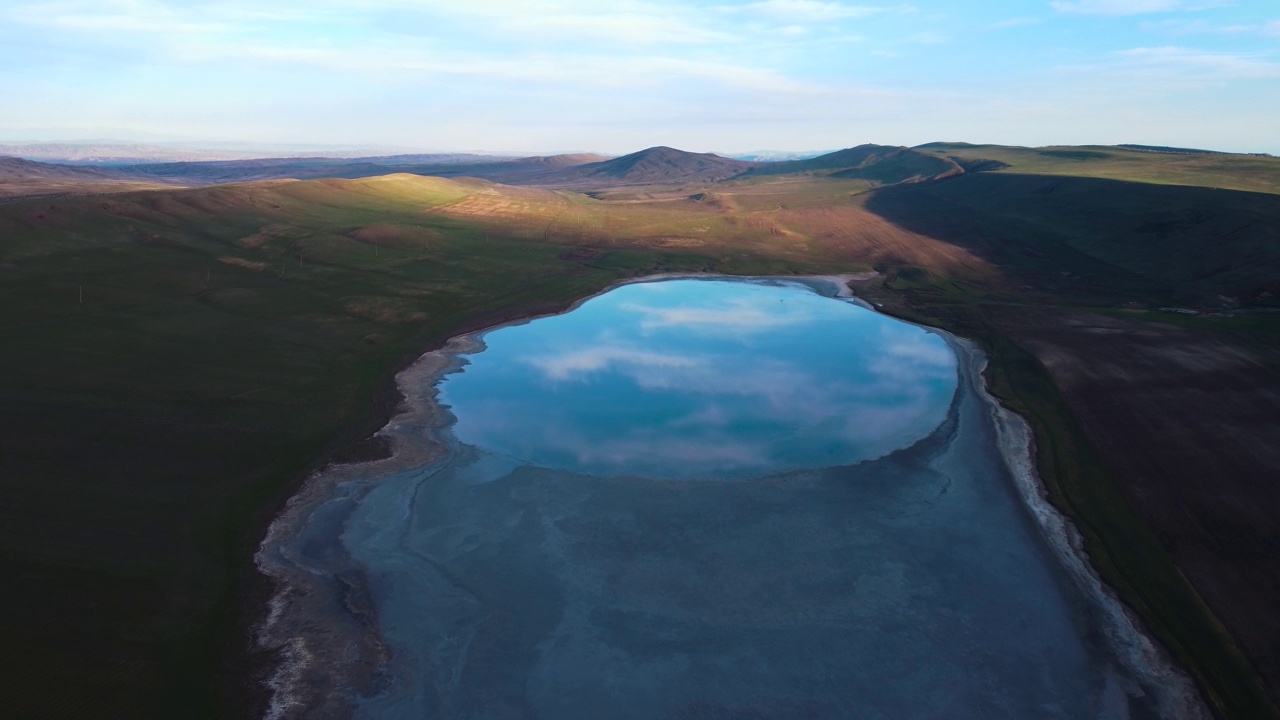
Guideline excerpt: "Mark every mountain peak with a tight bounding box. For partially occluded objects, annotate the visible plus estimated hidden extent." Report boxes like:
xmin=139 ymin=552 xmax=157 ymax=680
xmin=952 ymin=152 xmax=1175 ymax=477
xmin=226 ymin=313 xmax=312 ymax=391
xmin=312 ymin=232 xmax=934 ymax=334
xmin=567 ymin=146 xmax=756 ymax=185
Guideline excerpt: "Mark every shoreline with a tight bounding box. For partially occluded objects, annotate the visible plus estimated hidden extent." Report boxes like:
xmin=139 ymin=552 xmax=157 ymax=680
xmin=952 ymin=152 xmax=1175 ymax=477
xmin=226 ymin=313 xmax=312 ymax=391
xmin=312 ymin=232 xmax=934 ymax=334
xmin=954 ymin=336 xmax=1210 ymax=719
xmin=253 ymin=273 xmax=1208 ymax=719
xmin=254 ymin=273 xmax=739 ymax=718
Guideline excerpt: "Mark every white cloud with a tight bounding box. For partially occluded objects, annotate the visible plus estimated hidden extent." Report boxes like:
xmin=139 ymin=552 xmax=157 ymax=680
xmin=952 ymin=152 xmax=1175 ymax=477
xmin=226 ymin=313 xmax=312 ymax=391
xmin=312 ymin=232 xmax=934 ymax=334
xmin=4 ymin=0 xmax=813 ymax=94
xmin=429 ymin=1 xmax=741 ymax=45
xmin=1114 ymin=46 xmax=1280 ymax=80
xmin=461 ymin=337 xmax=957 ymax=479
xmin=1142 ymin=18 xmax=1280 ymax=37
xmin=1050 ymin=0 xmax=1223 ymax=15
xmin=866 ymin=325 xmax=956 ymax=381
xmin=5 ymin=0 xmax=740 ymax=46
xmin=8 ymin=0 xmax=232 ymax=34
xmin=1046 ymin=45 xmax=1280 ymax=96
xmin=990 ymin=17 xmax=1042 ymax=29
xmin=168 ymin=40 xmax=813 ymax=92
xmin=728 ymin=0 xmax=887 ymax=23
xmin=4 ymin=0 xmax=1275 ymax=153
xmin=883 ymin=334 xmax=956 ymax=368
xmin=560 ymin=433 xmax=771 ymax=472
xmin=907 ymin=30 xmax=950 ymax=44
xmin=620 ymin=298 xmax=815 ymax=332
xmin=525 ymin=346 xmax=703 ymax=381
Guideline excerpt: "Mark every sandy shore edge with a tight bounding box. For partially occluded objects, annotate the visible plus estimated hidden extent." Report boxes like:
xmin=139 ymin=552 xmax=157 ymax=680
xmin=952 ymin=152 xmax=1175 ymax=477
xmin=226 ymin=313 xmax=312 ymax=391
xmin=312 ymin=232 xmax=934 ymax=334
xmin=253 ymin=272 xmax=1209 ymax=719
xmin=254 ymin=273 xmax=747 ymax=718
xmin=953 ymin=336 xmax=1210 ymax=719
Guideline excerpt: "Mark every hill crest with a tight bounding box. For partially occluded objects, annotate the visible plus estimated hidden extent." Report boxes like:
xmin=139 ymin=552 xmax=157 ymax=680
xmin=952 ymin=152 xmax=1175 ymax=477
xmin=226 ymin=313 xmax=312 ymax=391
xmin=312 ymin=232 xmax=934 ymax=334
xmin=0 ymin=156 xmax=124 ymax=181
xmin=560 ymin=146 xmax=759 ymax=185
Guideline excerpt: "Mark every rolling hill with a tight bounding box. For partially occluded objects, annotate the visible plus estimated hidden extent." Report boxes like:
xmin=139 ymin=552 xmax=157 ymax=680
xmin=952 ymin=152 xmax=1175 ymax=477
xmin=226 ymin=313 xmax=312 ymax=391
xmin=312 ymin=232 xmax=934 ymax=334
xmin=0 ymin=156 xmax=172 ymax=198
xmin=740 ymin=144 xmax=962 ymax=184
xmin=915 ymin=142 xmax=1280 ymax=194
xmin=117 ymin=147 xmax=760 ymax=189
xmin=0 ymin=156 xmax=126 ymax=182
xmin=548 ymin=146 xmax=759 ymax=186
xmin=17 ymin=141 xmax=1280 ymax=199
xmin=118 ymin=152 xmax=608 ymax=186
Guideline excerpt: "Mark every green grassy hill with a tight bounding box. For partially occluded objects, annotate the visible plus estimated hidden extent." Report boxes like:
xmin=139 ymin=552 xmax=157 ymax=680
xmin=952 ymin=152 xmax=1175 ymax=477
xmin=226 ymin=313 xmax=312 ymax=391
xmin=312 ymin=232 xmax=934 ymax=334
xmin=916 ymin=142 xmax=1280 ymax=195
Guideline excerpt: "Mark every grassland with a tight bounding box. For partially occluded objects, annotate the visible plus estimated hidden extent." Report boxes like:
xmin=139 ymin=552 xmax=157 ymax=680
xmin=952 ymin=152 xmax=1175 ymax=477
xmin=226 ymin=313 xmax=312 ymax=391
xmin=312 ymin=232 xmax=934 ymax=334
xmin=2 ymin=174 xmax=915 ymax=718
xmin=917 ymin=142 xmax=1280 ymax=195
xmin=4 ymin=152 xmax=1280 ymax=719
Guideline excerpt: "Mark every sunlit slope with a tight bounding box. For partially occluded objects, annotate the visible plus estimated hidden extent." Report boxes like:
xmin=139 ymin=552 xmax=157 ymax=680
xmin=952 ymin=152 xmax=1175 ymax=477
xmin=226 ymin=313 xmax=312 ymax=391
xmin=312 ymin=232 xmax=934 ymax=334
xmin=3 ymin=173 xmax=988 ymax=275
xmin=412 ymin=179 xmax=989 ymax=277
xmin=3 ymin=173 xmax=980 ymax=718
xmin=917 ymin=142 xmax=1280 ymax=195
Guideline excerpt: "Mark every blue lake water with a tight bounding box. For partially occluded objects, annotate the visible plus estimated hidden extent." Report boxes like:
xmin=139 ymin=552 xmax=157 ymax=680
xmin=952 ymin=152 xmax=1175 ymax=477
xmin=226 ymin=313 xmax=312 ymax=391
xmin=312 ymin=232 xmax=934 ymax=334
xmin=287 ymin=278 xmax=1143 ymax=718
xmin=442 ymin=279 xmax=958 ymax=480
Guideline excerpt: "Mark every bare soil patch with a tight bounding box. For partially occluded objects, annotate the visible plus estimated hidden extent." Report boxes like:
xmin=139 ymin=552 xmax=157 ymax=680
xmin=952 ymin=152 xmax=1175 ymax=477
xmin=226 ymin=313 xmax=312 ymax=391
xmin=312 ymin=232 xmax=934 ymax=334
xmin=994 ymin=307 xmax=1280 ymax=701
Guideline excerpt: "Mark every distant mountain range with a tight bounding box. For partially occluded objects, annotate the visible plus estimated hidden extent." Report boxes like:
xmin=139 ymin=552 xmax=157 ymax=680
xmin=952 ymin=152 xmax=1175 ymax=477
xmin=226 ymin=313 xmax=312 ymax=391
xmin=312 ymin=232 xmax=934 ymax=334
xmin=0 ymin=142 xmax=484 ymax=164
xmin=728 ymin=150 xmax=832 ymax=162
xmin=552 ymin=146 xmax=759 ymax=185
xmin=15 ymin=142 xmax=1273 ymax=197
xmin=739 ymin=144 xmax=963 ymax=184
xmin=0 ymin=144 xmax=966 ymax=190
xmin=0 ymin=156 xmax=174 ymax=199
xmin=0 ymin=156 xmax=127 ymax=182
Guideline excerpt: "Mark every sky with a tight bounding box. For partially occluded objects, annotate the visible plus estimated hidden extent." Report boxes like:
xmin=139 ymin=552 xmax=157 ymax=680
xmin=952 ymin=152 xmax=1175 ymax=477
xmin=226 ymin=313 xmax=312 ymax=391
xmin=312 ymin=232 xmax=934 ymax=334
xmin=1 ymin=0 xmax=1277 ymax=154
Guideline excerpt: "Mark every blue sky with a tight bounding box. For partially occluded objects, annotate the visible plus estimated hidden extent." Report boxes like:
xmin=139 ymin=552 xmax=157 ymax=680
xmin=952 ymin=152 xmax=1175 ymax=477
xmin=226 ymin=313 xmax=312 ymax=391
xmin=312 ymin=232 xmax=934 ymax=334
xmin=1 ymin=0 xmax=1276 ymax=153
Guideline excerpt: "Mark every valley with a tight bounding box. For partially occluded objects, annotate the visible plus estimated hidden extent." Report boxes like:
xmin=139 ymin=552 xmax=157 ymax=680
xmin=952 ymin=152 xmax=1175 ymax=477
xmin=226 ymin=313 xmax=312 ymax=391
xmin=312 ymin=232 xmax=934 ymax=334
xmin=2 ymin=143 xmax=1279 ymax=718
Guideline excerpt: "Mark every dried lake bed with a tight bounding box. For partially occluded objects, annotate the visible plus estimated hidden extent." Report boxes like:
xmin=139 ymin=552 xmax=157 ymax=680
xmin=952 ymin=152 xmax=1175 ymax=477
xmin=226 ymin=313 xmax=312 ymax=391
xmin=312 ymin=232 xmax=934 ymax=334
xmin=257 ymin=277 xmax=1207 ymax=719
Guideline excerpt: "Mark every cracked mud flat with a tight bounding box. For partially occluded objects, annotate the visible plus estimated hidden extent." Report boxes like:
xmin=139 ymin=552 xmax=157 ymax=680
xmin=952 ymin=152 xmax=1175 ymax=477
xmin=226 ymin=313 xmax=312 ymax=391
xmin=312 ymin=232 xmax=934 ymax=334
xmin=257 ymin=277 xmax=1207 ymax=720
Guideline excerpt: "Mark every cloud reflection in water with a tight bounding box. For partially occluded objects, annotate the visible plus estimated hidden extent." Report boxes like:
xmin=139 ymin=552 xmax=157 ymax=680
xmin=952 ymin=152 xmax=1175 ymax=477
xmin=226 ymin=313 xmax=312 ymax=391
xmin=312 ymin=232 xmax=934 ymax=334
xmin=440 ymin=279 xmax=958 ymax=479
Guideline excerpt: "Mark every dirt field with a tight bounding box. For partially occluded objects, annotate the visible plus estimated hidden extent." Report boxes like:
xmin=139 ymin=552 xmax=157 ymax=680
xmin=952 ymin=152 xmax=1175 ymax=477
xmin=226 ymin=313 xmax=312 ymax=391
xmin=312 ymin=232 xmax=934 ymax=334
xmin=994 ymin=308 xmax=1280 ymax=701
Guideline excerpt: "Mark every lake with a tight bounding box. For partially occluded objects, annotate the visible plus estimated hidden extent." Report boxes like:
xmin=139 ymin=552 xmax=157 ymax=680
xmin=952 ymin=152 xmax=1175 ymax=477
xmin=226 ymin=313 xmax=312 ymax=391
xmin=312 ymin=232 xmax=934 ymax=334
xmin=258 ymin=277 xmax=1199 ymax=719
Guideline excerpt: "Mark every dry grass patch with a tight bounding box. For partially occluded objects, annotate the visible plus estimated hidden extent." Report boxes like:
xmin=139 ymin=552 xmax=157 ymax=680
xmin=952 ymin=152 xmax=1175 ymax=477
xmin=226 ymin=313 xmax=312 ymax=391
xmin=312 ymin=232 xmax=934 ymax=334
xmin=348 ymin=223 xmax=444 ymax=248
xmin=218 ymin=256 xmax=268 ymax=271
xmin=342 ymin=295 xmax=429 ymax=324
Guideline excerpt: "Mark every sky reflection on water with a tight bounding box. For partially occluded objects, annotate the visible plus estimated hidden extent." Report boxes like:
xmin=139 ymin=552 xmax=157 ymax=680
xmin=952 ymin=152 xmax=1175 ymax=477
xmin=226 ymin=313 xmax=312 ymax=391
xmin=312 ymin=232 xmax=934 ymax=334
xmin=440 ymin=279 xmax=958 ymax=479
xmin=334 ymin=277 xmax=1134 ymax=720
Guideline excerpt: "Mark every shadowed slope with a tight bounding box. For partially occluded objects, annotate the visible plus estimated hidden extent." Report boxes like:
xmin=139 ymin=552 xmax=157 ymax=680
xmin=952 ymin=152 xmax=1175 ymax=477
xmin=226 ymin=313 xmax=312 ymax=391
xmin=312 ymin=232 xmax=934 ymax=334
xmin=861 ymin=171 xmax=1280 ymax=717
xmin=0 ymin=156 xmax=172 ymax=199
xmin=865 ymin=172 xmax=1280 ymax=305
xmin=0 ymin=156 xmax=125 ymax=181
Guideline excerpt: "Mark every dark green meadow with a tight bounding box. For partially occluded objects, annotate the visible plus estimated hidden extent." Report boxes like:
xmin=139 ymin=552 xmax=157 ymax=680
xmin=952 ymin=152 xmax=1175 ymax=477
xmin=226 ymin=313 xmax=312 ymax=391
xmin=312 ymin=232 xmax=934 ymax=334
xmin=4 ymin=150 xmax=1280 ymax=718
xmin=1 ymin=175 xmax=861 ymax=717
xmin=859 ymin=167 xmax=1280 ymax=718
xmin=849 ymin=274 xmax=1280 ymax=720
